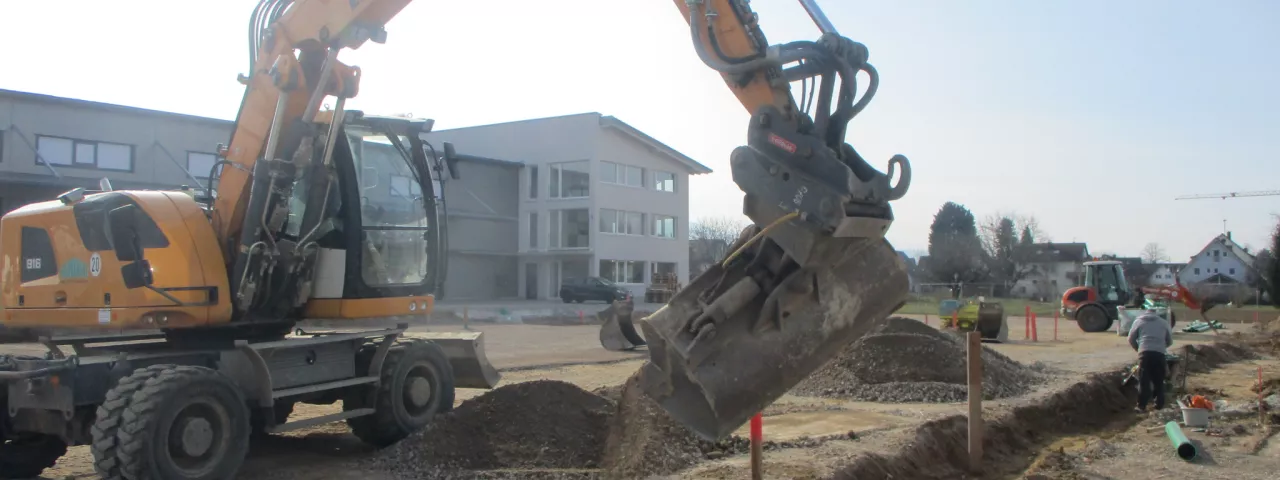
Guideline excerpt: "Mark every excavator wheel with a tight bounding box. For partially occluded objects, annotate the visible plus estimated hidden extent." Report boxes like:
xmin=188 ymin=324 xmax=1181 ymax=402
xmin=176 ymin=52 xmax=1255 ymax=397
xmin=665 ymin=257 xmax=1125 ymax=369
xmin=90 ymin=364 xmax=172 ymax=480
xmin=1076 ymin=305 xmax=1113 ymax=333
xmin=112 ymin=365 xmax=252 ymax=480
xmin=345 ymin=338 xmax=455 ymax=447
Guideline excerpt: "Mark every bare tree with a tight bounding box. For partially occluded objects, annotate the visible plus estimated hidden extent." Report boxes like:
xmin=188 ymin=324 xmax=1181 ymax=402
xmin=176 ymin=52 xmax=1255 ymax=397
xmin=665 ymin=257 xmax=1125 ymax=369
xmin=1140 ymin=242 xmax=1169 ymax=264
xmin=979 ymin=211 xmax=1049 ymax=254
xmin=689 ymin=216 xmax=752 ymax=274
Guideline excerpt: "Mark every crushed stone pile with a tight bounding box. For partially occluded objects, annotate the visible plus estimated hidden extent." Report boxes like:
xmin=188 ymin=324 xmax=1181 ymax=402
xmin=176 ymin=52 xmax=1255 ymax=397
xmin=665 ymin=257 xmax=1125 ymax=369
xmin=370 ymin=380 xmax=614 ymax=476
xmin=792 ymin=316 xmax=1048 ymax=403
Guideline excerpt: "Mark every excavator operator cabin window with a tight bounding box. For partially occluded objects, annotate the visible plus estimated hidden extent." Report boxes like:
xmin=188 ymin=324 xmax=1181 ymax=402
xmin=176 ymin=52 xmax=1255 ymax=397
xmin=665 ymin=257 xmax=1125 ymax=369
xmin=347 ymin=129 xmax=431 ymax=288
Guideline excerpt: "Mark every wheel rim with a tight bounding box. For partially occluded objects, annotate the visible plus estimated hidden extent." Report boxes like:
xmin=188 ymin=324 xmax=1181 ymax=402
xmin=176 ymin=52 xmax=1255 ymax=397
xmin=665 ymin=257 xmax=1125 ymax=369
xmin=163 ymin=397 xmax=232 ymax=477
xmin=401 ymin=363 xmax=440 ymax=419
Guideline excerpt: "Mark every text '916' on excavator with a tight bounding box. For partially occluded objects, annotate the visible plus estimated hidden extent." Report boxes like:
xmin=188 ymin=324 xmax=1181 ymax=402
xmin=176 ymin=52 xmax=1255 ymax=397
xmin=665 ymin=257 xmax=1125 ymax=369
xmin=0 ymin=1 xmax=913 ymax=478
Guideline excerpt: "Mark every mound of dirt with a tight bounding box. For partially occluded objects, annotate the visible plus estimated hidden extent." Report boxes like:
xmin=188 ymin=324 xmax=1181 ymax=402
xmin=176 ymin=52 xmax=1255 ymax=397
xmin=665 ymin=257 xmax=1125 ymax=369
xmin=792 ymin=317 xmax=1045 ymax=402
xmin=1182 ymin=341 xmax=1258 ymax=373
xmin=601 ymin=374 xmax=706 ymax=479
xmin=372 ymin=380 xmax=614 ymax=475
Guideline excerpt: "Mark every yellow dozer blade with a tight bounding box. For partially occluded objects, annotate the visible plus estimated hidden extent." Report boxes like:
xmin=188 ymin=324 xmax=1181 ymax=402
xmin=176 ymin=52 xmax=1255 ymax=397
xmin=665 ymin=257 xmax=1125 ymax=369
xmin=599 ymin=298 xmax=647 ymax=352
xmin=409 ymin=331 xmax=502 ymax=389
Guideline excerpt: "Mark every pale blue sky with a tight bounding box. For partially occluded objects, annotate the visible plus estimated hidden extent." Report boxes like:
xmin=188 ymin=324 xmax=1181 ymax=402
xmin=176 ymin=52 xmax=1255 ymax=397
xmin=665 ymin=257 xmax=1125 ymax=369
xmin=2 ymin=1 xmax=1276 ymax=261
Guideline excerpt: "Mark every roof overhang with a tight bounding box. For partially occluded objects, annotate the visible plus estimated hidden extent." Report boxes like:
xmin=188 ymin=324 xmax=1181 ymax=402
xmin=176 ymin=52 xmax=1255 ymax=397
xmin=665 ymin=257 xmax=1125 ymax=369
xmin=599 ymin=116 xmax=713 ymax=175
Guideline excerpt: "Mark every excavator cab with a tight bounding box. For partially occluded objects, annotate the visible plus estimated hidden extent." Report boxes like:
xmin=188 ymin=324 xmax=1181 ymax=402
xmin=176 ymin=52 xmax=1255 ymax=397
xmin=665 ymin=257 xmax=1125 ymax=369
xmin=1083 ymin=261 xmax=1132 ymax=305
xmin=298 ymin=113 xmax=448 ymax=312
xmin=1061 ymin=260 xmax=1132 ymax=332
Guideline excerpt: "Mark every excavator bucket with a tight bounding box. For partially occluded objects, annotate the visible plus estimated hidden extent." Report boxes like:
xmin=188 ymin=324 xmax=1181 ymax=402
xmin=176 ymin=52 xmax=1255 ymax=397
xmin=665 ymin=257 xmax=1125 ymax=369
xmin=411 ymin=331 xmax=502 ymax=389
xmin=599 ymin=298 xmax=647 ymax=351
xmin=636 ymin=227 xmax=909 ymax=441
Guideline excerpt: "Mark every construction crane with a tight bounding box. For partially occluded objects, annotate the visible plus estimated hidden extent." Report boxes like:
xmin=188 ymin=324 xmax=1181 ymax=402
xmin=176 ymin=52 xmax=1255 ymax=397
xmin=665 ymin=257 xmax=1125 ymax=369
xmin=1175 ymin=190 xmax=1280 ymax=200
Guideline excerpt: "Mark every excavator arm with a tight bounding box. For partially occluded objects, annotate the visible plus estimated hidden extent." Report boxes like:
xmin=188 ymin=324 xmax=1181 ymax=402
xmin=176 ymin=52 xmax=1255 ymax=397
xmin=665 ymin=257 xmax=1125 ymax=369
xmin=208 ymin=0 xmax=914 ymax=441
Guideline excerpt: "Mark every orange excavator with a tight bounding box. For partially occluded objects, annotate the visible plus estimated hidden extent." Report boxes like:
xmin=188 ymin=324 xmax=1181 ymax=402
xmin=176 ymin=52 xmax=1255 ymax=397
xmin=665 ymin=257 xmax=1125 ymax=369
xmin=0 ymin=1 xmax=912 ymax=478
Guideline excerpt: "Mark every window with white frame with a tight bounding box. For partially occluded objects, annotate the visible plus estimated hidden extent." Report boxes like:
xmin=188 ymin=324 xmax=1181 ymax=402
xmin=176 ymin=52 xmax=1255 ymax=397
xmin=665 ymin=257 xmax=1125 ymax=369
xmin=390 ymin=174 xmax=422 ymax=197
xmin=529 ymin=212 xmax=539 ymax=249
xmin=528 ymin=165 xmax=538 ymax=199
xmin=599 ymin=259 xmax=646 ymax=284
xmin=36 ymin=135 xmax=133 ymax=171
xmin=653 ymin=214 xmax=676 ymax=238
xmin=550 ymin=160 xmax=590 ymax=198
xmin=599 ymin=208 xmax=645 ymax=235
xmin=601 ymin=161 xmax=644 ymax=187
xmin=652 ymin=171 xmax=676 ymax=192
xmin=188 ymin=152 xmax=219 ymax=179
xmin=550 ymin=208 xmax=590 ymax=248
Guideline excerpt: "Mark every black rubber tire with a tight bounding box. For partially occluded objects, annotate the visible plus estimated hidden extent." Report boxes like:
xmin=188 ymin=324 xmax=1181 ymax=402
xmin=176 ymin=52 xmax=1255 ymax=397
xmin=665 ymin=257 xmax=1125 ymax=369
xmin=0 ymin=434 xmax=67 ymax=479
xmin=114 ymin=365 xmax=251 ymax=480
xmin=91 ymin=364 xmax=172 ymax=480
xmin=1077 ymin=305 xmax=1113 ymax=333
xmin=345 ymin=338 xmax=456 ymax=447
xmin=562 ymin=295 xmax=573 ymax=304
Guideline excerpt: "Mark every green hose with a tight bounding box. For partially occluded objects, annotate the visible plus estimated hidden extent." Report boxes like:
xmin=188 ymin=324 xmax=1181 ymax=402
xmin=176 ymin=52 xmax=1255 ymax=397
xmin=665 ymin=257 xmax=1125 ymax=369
xmin=1164 ymin=421 xmax=1198 ymax=461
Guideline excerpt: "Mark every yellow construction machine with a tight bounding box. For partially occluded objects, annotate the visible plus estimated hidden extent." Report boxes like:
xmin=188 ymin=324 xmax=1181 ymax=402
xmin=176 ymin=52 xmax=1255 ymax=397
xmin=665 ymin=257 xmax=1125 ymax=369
xmin=0 ymin=0 xmax=913 ymax=478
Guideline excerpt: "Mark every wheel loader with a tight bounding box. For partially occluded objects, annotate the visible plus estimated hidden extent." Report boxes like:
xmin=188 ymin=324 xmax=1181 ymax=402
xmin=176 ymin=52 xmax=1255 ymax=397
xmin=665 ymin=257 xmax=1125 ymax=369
xmin=2 ymin=0 xmax=915 ymax=477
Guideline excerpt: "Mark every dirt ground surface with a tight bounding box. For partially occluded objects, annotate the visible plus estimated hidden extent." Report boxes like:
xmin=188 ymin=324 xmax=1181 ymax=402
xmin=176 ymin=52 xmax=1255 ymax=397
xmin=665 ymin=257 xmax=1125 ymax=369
xmin=9 ymin=313 xmax=1270 ymax=480
xmin=1021 ymin=344 xmax=1280 ymax=479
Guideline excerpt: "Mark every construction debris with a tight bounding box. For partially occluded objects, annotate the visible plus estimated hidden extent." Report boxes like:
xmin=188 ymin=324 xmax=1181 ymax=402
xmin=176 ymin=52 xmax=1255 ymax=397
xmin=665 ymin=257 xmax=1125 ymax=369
xmin=791 ymin=316 xmax=1047 ymax=402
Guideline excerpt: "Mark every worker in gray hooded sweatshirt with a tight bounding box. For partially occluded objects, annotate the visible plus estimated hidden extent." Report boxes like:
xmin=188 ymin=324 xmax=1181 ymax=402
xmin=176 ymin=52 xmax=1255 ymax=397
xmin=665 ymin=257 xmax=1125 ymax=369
xmin=1127 ymin=309 xmax=1174 ymax=412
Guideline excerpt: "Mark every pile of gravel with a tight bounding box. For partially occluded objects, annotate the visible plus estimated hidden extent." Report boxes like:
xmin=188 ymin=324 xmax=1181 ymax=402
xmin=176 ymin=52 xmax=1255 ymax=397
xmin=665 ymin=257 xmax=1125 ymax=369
xmin=371 ymin=380 xmax=614 ymax=476
xmin=791 ymin=317 xmax=1046 ymax=403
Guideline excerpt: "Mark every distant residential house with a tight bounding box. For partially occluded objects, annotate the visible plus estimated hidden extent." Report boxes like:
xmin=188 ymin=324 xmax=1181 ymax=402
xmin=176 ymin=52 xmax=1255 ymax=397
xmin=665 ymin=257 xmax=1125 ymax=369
xmin=1012 ymin=242 xmax=1091 ymax=300
xmin=1177 ymin=233 xmax=1256 ymax=295
xmin=1146 ymin=263 xmax=1187 ymax=286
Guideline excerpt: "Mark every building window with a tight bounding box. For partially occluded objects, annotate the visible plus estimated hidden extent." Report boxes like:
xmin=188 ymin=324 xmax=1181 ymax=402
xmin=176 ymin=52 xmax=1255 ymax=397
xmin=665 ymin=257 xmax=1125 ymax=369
xmin=550 ymin=160 xmax=590 ymax=198
xmin=653 ymin=214 xmax=676 ymax=238
xmin=550 ymin=208 xmax=590 ymax=249
xmin=653 ymin=171 xmax=676 ymax=192
xmin=1230 ymin=268 xmax=1235 ymax=275
xmin=36 ymin=135 xmax=133 ymax=171
xmin=390 ymin=174 xmax=422 ymax=197
xmin=529 ymin=212 xmax=539 ymax=249
xmin=601 ymin=161 xmax=644 ymax=187
xmin=599 ymin=259 xmax=646 ymax=284
xmin=528 ymin=165 xmax=538 ymax=199
xmin=187 ymin=152 xmax=219 ymax=179
xmin=1194 ymin=268 xmax=1200 ymax=275
xmin=600 ymin=208 xmax=645 ymax=235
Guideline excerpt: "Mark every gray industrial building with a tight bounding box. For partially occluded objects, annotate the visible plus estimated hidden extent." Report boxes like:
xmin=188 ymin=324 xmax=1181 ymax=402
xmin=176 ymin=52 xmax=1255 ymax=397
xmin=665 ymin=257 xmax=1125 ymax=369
xmin=0 ymin=89 xmax=709 ymax=301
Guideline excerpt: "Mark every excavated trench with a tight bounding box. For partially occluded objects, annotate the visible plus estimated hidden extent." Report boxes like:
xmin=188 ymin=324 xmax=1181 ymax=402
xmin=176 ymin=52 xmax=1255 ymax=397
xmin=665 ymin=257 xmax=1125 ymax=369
xmin=364 ymin=337 xmax=1259 ymax=479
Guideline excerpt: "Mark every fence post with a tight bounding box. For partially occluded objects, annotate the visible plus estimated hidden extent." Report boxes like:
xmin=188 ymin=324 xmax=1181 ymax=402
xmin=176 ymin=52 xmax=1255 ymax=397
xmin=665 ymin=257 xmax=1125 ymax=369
xmin=967 ymin=331 xmax=984 ymax=473
xmin=1024 ymin=306 xmax=1031 ymax=340
xmin=751 ymin=412 xmax=764 ymax=480
xmin=1031 ymin=313 xmax=1038 ymax=342
xmin=1054 ymin=310 xmax=1059 ymax=341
